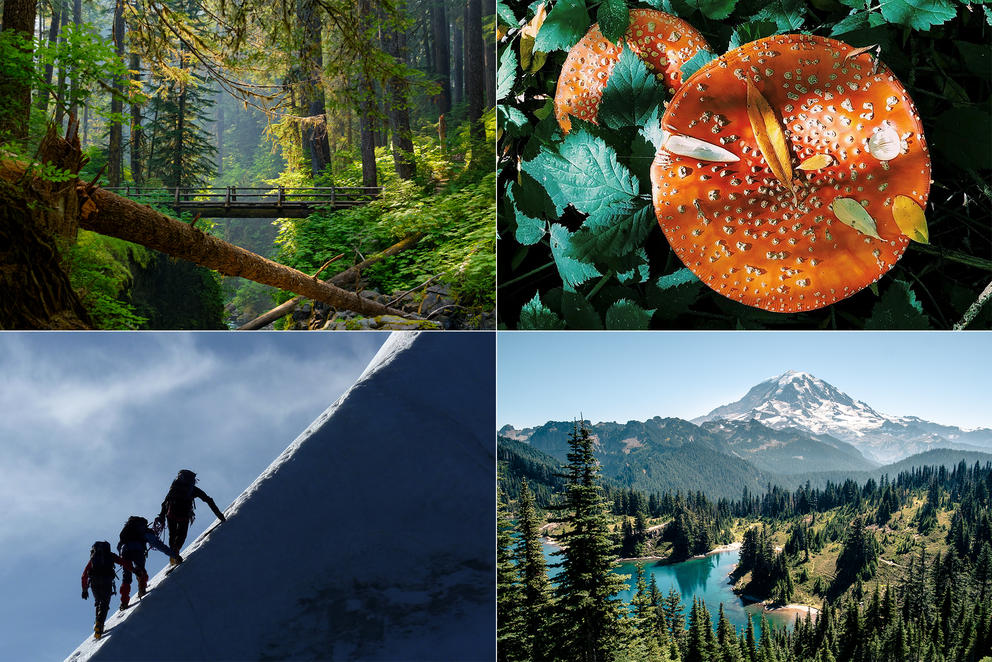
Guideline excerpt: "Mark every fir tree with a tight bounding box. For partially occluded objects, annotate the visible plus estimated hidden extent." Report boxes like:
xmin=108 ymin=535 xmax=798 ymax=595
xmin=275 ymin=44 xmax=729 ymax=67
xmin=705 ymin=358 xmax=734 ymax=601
xmin=549 ymin=423 xmax=627 ymax=662
xmin=515 ymin=480 xmax=552 ymax=661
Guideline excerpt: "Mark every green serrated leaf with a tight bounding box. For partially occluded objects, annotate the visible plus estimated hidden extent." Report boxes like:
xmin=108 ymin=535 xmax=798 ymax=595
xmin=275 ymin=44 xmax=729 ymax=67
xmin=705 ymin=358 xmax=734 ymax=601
xmin=729 ymin=21 xmax=779 ymax=49
xmin=550 ymin=223 xmax=602 ymax=289
xmin=657 ymin=268 xmax=700 ymax=289
xmin=599 ymin=46 xmax=666 ymax=130
xmin=606 ymin=299 xmax=654 ymax=329
xmin=569 ymin=201 xmax=655 ymax=261
xmin=496 ymin=0 xmax=518 ymax=25
xmin=985 ymin=5 xmax=992 ymax=26
xmin=497 ymin=48 xmax=517 ymax=101
xmin=519 ymin=292 xmax=566 ymax=329
xmin=680 ymin=49 xmax=717 ymax=79
xmin=521 ymin=129 xmax=639 ymax=217
xmin=677 ymin=0 xmax=738 ymax=20
xmin=512 ymin=171 xmax=558 ymax=219
xmin=879 ymin=0 xmax=957 ymax=31
xmin=639 ymin=107 xmax=666 ymax=152
xmin=830 ymin=10 xmax=886 ymax=35
xmin=534 ymin=0 xmax=591 ymax=53
xmin=617 ymin=248 xmax=650 ymax=284
xmin=750 ymin=0 xmax=807 ymax=30
xmin=562 ymin=290 xmax=604 ymax=329
xmin=597 ymin=0 xmax=630 ymax=44
xmin=515 ymin=207 xmax=547 ymax=245
xmin=499 ymin=105 xmax=528 ymax=129
xmin=864 ymin=280 xmax=931 ymax=329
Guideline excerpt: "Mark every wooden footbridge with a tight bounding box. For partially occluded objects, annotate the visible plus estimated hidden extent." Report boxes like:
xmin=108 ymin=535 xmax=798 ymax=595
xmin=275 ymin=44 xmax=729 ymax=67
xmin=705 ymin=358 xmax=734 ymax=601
xmin=103 ymin=186 xmax=383 ymax=218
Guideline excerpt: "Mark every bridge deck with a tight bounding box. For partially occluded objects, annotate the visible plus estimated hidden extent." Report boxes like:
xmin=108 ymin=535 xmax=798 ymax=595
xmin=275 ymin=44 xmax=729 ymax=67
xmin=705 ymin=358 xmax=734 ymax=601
xmin=104 ymin=186 xmax=382 ymax=218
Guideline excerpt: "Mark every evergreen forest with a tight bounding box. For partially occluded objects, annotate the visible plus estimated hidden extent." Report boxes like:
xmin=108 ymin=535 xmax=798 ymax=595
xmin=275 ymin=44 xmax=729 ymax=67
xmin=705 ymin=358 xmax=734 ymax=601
xmin=1 ymin=0 xmax=495 ymax=329
xmin=498 ymin=425 xmax=992 ymax=662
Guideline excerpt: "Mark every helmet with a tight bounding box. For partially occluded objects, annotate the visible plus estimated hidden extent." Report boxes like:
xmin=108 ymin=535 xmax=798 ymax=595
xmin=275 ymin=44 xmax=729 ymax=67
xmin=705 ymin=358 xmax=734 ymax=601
xmin=177 ymin=469 xmax=196 ymax=483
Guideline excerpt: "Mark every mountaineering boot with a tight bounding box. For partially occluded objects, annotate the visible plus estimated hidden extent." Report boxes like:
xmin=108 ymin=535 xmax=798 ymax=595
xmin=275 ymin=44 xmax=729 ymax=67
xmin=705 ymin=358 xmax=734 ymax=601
xmin=138 ymin=587 xmax=146 ymax=598
xmin=94 ymin=622 xmax=103 ymax=639
xmin=169 ymin=557 xmax=178 ymax=566
xmin=119 ymin=598 xmax=129 ymax=610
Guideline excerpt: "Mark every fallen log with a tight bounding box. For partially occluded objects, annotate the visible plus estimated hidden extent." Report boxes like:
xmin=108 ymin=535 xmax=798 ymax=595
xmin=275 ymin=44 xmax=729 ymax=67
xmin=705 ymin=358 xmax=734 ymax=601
xmin=238 ymin=233 xmax=423 ymax=330
xmin=1 ymin=124 xmax=420 ymax=326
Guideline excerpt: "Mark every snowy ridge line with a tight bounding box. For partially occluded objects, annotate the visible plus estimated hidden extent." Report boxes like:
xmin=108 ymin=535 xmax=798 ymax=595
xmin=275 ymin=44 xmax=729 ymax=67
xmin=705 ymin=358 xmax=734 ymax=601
xmin=66 ymin=331 xmax=496 ymax=662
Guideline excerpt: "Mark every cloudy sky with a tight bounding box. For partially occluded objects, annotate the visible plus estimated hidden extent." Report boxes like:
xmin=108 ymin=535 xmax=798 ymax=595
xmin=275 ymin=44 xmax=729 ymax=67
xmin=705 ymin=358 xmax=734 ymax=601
xmin=0 ymin=332 xmax=386 ymax=661
xmin=498 ymin=332 xmax=992 ymax=429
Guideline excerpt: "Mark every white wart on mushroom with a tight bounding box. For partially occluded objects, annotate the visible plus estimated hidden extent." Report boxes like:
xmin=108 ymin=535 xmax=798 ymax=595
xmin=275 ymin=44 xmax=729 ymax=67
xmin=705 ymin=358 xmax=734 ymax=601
xmin=651 ymin=34 xmax=931 ymax=313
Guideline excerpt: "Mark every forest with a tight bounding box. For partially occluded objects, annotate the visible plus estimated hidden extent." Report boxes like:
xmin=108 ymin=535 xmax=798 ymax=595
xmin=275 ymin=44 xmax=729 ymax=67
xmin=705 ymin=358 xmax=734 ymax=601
xmin=498 ymin=425 xmax=992 ymax=662
xmin=1 ymin=0 xmax=495 ymax=329
xmin=497 ymin=0 xmax=992 ymax=329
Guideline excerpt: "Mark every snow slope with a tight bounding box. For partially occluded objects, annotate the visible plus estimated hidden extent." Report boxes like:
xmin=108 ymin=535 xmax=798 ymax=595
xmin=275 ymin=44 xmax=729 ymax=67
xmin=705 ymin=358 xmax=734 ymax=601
xmin=65 ymin=332 xmax=495 ymax=662
xmin=694 ymin=371 xmax=992 ymax=463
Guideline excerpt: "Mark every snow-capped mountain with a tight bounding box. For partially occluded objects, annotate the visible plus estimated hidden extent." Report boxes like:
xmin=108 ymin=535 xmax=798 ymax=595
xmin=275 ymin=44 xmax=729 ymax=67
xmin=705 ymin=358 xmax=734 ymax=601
xmin=693 ymin=371 xmax=992 ymax=463
xmin=66 ymin=332 xmax=495 ymax=662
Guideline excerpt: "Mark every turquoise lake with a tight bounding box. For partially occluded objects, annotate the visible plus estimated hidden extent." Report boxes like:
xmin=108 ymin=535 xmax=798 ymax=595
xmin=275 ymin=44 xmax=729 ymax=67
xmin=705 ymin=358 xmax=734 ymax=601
xmin=542 ymin=541 xmax=813 ymax=639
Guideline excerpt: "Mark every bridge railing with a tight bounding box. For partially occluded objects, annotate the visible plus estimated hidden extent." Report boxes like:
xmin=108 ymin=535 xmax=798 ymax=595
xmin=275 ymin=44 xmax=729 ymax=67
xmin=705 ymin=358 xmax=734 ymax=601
xmin=103 ymin=186 xmax=384 ymax=206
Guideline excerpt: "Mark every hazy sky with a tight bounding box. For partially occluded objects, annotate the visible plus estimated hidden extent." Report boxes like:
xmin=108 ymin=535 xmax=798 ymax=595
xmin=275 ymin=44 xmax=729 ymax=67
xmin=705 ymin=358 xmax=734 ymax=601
xmin=0 ymin=332 xmax=386 ymax=661
xmin=497 ymin=332 xmax=992 ymax=430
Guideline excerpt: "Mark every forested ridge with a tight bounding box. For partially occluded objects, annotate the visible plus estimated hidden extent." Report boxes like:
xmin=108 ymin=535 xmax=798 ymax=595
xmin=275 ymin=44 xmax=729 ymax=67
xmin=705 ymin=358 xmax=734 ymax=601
xmin=1 ymin=0 xmax=495 ymax=329
xmin=499 ymin=425 xmax=992 ymax=662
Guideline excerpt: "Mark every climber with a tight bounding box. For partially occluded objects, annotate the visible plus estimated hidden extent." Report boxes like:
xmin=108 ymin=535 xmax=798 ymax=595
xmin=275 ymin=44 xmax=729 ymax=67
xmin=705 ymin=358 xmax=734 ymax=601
xmin=117 ymin=515 xmax=181 ymax=609
xmin=154 ymin=469 xmax=226 ymax=561
xmin=81 ymin=541 xmax=133 ymax=639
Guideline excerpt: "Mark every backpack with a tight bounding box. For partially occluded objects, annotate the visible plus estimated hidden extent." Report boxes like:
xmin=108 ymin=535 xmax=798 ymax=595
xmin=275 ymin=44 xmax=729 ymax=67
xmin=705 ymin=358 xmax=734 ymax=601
xmin=90 ymin=541 xmax=116 ymax=579
xmin=118 ymin=516 xmax=148 ymax=553
xmin=164 ymin=471 xmax=197 ymax=523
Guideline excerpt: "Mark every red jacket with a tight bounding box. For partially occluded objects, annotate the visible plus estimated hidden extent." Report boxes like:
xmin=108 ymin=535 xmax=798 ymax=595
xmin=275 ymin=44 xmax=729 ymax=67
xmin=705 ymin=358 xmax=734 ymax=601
xmin=82 ymin=553 xmax=133 ymax=590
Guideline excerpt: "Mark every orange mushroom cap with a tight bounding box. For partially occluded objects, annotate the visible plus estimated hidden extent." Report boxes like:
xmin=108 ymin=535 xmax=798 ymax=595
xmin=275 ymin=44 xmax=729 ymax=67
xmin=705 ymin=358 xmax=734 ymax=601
xmin=554 ymin=9 xmax=711 ymax=133
xmin=651 ymin=34 xmax=931 ymax=313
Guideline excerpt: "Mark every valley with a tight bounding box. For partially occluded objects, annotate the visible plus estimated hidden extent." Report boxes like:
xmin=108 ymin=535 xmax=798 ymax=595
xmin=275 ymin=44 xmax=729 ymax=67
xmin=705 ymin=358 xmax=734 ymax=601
xmin=498 ymin=371 xmax=992 ymax=662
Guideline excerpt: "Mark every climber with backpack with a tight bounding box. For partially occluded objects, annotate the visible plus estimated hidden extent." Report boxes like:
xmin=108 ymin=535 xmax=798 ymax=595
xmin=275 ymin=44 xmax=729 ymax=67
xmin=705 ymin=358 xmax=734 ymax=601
xmin=154 ymin=469 xmax=226 ymax=561
xmin=81 ymin=541 xmax=133 ymax=639
xmin=117 ymin=515 xmax=182 ymax=609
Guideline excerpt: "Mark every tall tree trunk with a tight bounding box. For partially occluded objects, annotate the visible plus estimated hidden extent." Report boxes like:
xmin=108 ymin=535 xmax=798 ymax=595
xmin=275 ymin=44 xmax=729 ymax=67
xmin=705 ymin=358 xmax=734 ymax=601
xmin=297 ymin=0 xmax=330 ymax=177
xmin=0 ymin=0 xmax=37 ymax=142
xmin=67 ymin=0 xmax=82 ymax=125
xmin=483 ymin=5 xmax=495 ymax=109
xmin=452 ymin=19 xmax=463 ymax=106
xmin=465 ymin=0 xmax=484 ymax=143
xmin=130 ymin=53 xmax=144 ymax=186
xmin=107 ymin=0 xmax=125 ymax=187
xmin=215 ymin=100 xmax=223 ymax=178
xmin=383 ymin=0 xmax=415 ymax=180
xmin=430 ymin=0 xmax=450 ymax=116
xmin=356 ymin=0 xmax=378 ymax=188
xmin=36 ymin=0 xmax=63 ymax=114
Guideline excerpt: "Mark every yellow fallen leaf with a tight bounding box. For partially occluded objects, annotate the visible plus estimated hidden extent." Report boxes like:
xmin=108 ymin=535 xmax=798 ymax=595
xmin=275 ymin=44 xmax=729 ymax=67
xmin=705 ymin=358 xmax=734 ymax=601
xmin=831 ymin=197 xmax=881 ymax=240
xmin=798 ymin=154 xmax=833 ymax=170
xmin=520 ymin=4 xmax=548 ymax=73
xmin=892 ymin=195 xmax=929 ymax=244
xmin=746 ymin=78 xmax=794 ymax=195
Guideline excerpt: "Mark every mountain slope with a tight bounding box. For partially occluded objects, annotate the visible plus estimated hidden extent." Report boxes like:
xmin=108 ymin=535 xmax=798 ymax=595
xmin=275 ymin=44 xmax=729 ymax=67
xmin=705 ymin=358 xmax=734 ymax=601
xmin=499 ymin=418 xmax=774 ymax=500
xmin=694 ymin=371 xmax=992 ymax=463
xmin=66 ymin=332 xmax=495 ymax=662
xmin=700 ymin=419 xmax=875 ymax=475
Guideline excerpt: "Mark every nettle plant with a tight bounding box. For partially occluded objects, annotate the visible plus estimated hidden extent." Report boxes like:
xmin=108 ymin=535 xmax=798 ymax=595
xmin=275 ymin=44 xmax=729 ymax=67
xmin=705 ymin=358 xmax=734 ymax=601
xmin=497 ymin=0 xmax=992 ymax=329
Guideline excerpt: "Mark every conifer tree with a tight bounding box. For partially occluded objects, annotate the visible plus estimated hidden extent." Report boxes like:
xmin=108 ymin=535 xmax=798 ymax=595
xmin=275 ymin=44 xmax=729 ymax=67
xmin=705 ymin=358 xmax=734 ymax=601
xmin=497 ymin=489 xmax=525 ymax=662
xmin=549 ymin=423 xmax=627 ymax=662
xmin=515 ymin=480 xmax=552 ymax=660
